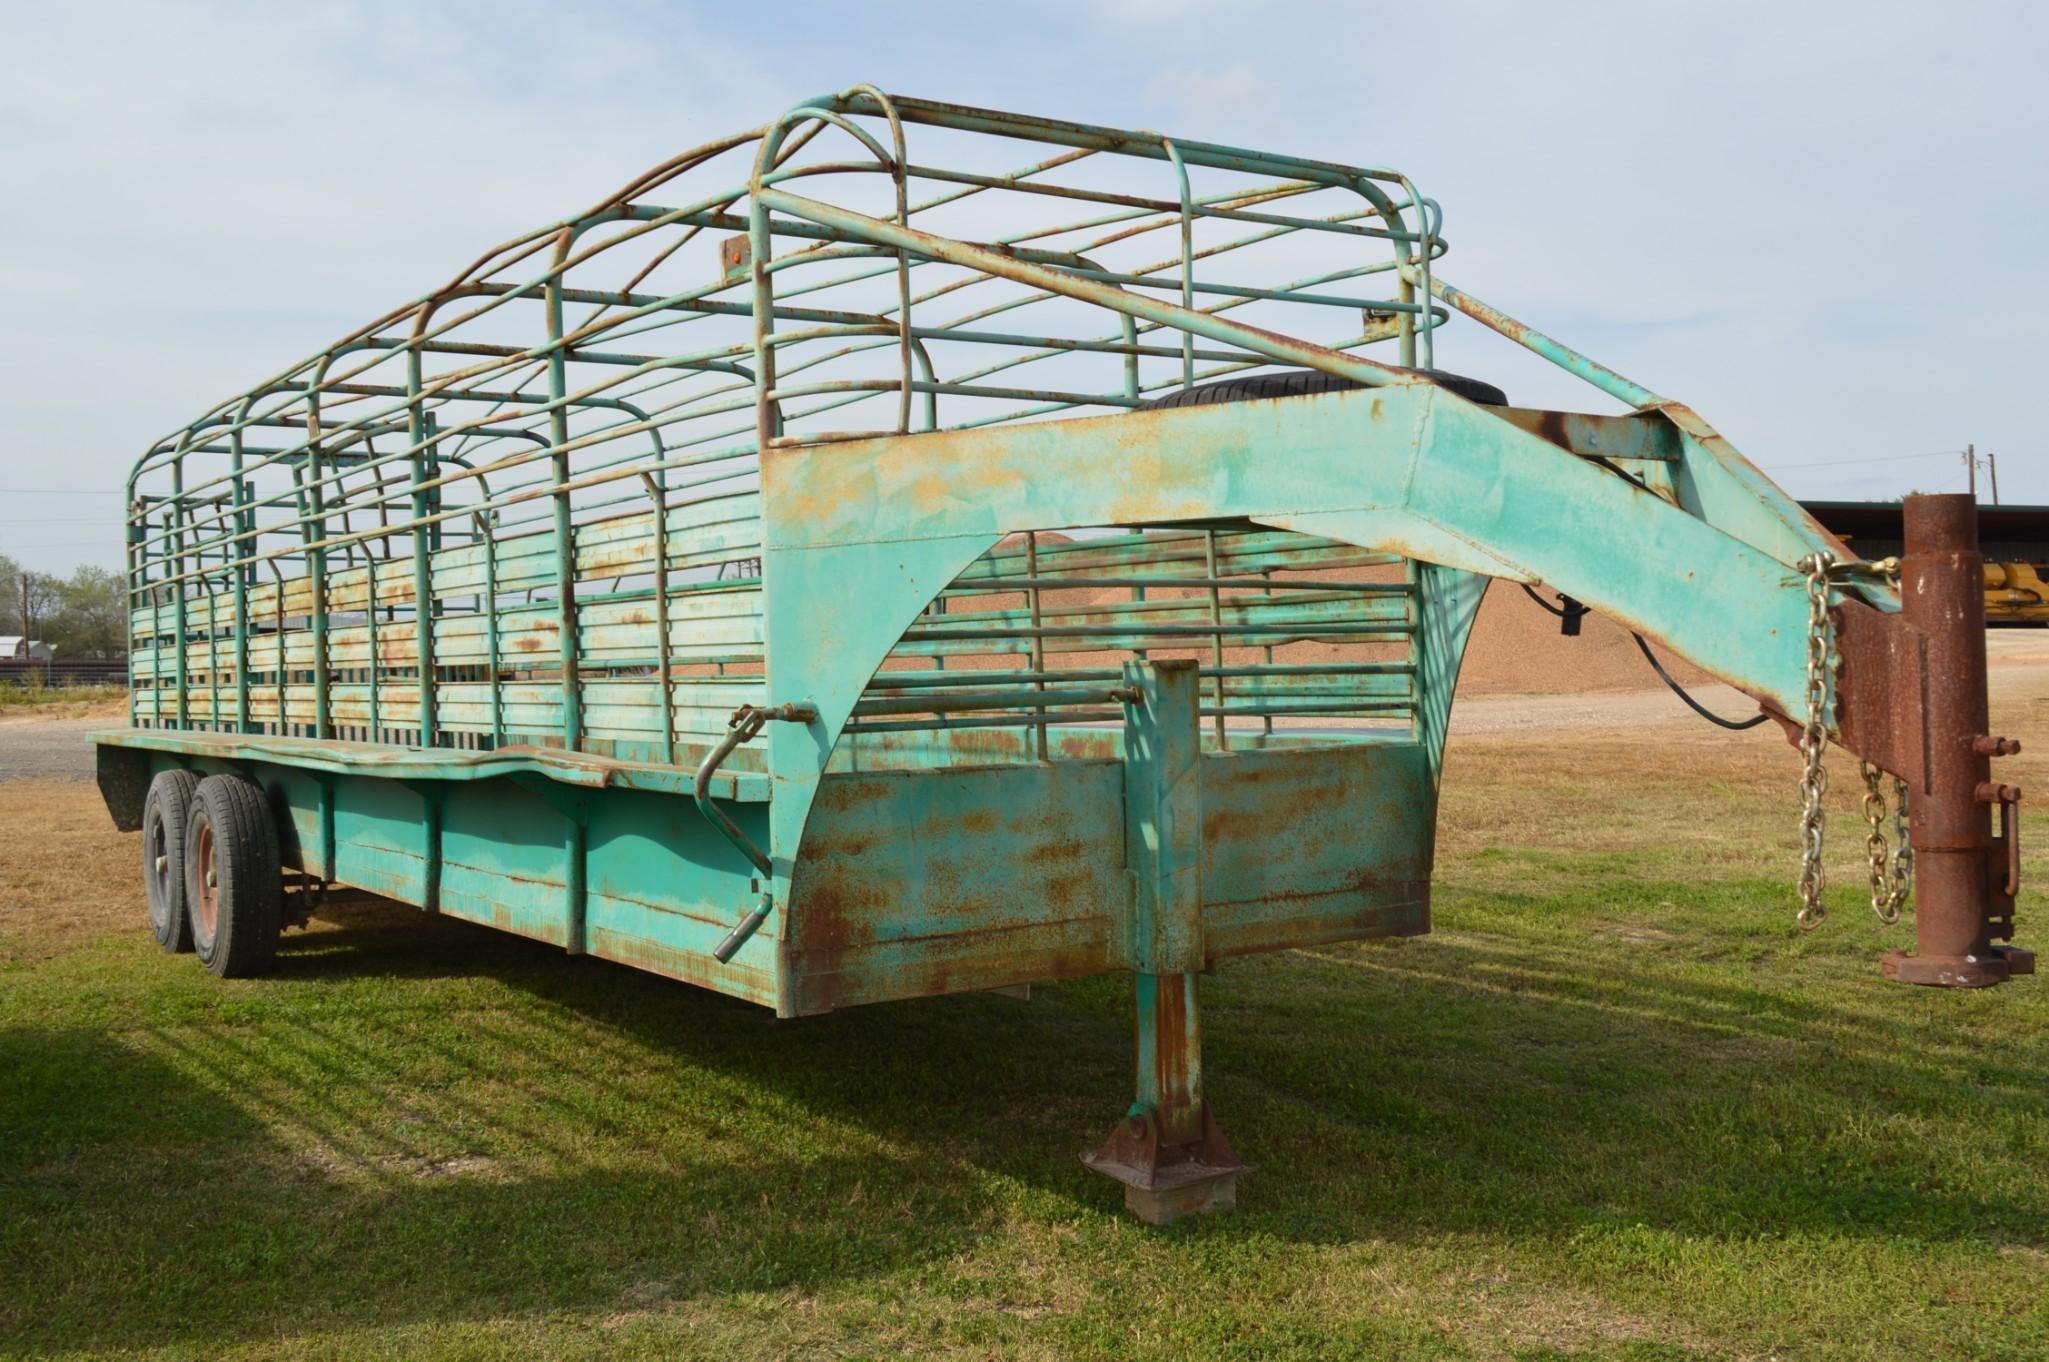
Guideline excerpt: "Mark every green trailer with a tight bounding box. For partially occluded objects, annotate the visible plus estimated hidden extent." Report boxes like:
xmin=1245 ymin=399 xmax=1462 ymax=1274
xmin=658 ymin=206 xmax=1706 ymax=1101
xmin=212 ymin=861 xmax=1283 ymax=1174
xmin=98 ymin=88 xmax=2029 ymax=1223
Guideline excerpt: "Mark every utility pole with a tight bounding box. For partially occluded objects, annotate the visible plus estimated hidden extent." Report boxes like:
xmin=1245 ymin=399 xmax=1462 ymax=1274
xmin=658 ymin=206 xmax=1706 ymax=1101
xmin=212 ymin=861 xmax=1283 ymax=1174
xmin=1964 ymin=443 xmax=1977 ymax=499
xmin=1987 ymin=450 xmax=2000 ymax=505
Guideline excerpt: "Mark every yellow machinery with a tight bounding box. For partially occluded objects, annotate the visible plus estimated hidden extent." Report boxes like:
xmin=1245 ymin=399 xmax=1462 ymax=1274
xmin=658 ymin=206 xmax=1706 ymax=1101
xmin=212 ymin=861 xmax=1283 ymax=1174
xmin=1803 ymin=501 xmax=2049 ymax=626
xmin=1985 ymin=561 xmax=2049 ymax=623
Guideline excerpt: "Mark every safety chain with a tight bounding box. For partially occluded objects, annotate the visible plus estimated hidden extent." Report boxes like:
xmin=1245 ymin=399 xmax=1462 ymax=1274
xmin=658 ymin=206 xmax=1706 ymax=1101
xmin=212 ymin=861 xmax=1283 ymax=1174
xmin=1797 ymin=553 xmax=1913 ymax=929
xmin=1860 ymin=762 xmax=1913 ymax=924
xmin=1868 ymin=555 xmax=1913 ymax=922
xmin=1892 ymin=782 xmax=1913 ymax=908
xmin=1796 ymin=552 xmax=1834 ymax=928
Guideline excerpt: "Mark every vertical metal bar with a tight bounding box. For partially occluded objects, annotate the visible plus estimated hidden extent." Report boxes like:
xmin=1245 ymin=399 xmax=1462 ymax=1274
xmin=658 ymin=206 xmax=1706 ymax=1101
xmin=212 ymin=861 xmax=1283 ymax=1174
xmin=639 ymin=473 xmax=677 ymax=765
xmin=123 ymin=488 xmax=140 ymax=728
xmin=834 ymin=83 xmax=914 ymax=434
xmin=477 ymin=510 xmax=501 ymax=749
xmin=1205 ymin=529 xmax=1225 ymax=748
xmin=1260 ymin=566 xmax=1275 ymax=739
xmin=406 ymin=380 xmax=438 ymax=748
xmin=366 ymin=551 xmax=380 ymax=743
xmin=1402 ymin=179 xmax=1436 ymax=371
xmin=748 ymin=190 xmax=780 ymax=457
xmin=1121 ymin=314 xmax=1141 ymax=402
xmin=1162 ymin=139 xmax=1195 ymax=391
xmin=170 ymin=457 xmax=188 ymax=730
xmin=370 ymin=479 xmax=393 ymax=743
xmin=1073 ymin=248 xmax=1139 ymax=405
xmin=1397 ymin=270 xmax=1417 ymax=368
xmin=271 ymin=560 xmax=286 ymax=736
xmin=1026 ymin=530 xmax=1048 ymax=761
xmin=422 ymin=447 xmax=446 ymax=740
xmin=205 ymin=531 xmax=220 ymax=732
xmin=890 ymin=119 xmax=913 ymax=434
xmin=301 ymin=419 xmax=332 ymax=742
xmin=230 ymin=431 xmax=250 ymax=734
xmin=545 ymin=266 xmax=581 ymax=751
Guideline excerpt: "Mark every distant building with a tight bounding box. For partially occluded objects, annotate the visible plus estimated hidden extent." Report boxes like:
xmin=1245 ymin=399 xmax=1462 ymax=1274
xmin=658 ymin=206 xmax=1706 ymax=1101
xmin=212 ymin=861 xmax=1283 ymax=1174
xmin=0 ymin=636 xmax=54 ymax=661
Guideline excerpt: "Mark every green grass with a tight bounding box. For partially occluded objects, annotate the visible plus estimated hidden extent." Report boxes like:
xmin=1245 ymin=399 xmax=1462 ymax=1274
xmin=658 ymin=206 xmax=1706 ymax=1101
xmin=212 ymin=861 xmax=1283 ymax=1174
xmin=3 ymin=735 xmax=2047 ymax=1359
xmin=0 ymin=683 xmax=123 ymax=708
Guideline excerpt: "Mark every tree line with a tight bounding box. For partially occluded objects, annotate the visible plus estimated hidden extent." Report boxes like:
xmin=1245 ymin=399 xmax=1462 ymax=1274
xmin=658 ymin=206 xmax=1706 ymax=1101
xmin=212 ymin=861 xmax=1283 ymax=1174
xmin=0 ymin=556 xmax=127 ymax=658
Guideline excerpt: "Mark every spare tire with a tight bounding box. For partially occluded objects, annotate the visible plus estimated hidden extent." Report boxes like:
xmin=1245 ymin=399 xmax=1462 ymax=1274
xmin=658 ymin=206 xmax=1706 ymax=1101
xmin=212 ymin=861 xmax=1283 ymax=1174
xmin=1136 ymin=366 xmax=1507 ymax=411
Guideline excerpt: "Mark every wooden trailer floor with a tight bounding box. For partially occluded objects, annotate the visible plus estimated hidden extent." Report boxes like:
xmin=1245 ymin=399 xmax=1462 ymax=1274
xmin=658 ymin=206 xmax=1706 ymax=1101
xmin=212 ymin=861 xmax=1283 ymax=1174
xmin=3 ymin=681 xmax=2047 ymax=1361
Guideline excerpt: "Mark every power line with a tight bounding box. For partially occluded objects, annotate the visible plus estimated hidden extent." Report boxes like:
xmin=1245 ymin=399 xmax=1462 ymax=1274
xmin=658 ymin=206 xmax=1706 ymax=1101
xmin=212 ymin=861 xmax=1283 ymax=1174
xmin=1772 ymin=449 xmax=1958 ymax=471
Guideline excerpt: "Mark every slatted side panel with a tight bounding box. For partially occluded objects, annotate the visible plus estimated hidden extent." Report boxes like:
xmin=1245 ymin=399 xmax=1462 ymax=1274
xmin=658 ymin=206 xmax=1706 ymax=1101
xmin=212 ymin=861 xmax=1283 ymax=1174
xmin=845 ymin=523 xmax=1416 ymax=759
xmin=128 ymin=490 xmax=765 ymax=763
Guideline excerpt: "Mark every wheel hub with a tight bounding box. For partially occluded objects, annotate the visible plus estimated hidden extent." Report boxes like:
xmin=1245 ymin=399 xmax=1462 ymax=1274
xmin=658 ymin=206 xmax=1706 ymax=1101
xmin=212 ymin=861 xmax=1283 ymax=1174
xmin=192 ymin=819 xmax=218 ymax=940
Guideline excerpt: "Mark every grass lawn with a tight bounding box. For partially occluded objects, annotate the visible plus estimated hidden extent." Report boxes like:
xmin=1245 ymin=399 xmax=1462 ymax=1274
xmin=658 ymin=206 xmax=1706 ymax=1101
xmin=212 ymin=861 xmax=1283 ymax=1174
xmin=0 ymin=685 xmax=124 ymax=711
xmin=3 ymin=701 xmax=2046 ymax=1360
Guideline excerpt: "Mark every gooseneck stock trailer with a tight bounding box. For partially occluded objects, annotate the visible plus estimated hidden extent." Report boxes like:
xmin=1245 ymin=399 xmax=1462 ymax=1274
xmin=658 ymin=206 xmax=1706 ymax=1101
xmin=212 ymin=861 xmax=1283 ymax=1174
xmin=97 ymin=89 xmax=2029 ymax=1223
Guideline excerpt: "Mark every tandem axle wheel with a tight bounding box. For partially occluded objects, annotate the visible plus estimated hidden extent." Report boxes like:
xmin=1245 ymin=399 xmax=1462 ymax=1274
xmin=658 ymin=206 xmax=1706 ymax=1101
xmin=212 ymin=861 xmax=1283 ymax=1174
xmin=140 ymin=769 xmax=286 ymax=979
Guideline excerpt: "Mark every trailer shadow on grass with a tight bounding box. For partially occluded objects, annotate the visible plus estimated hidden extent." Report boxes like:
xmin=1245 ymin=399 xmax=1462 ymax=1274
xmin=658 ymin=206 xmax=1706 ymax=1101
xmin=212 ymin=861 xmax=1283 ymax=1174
xmin=5 ymin=881 xmax=2047 ymax=1356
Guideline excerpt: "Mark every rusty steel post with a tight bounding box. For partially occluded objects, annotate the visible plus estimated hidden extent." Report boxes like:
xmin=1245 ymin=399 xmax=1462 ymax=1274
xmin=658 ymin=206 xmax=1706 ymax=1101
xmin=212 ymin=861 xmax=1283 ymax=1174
xmin=1082 ymin=970 xmax=1244 ymax=1224
xmin=1882 ymin=494 xmax=2033 ymax=987
xmin=1083 ymin=659 xmax=1244 ymax=1223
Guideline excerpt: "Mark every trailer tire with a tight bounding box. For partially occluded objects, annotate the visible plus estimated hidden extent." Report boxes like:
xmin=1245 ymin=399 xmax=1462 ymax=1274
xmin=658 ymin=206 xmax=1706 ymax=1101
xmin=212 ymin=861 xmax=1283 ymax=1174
xmin=142 ymin=769 xmax=201 ymax=954
xmin=185 ymin=774 xmax=283 ymax=979
xmin=1135 ymin=366 xmax=1507 ymax=411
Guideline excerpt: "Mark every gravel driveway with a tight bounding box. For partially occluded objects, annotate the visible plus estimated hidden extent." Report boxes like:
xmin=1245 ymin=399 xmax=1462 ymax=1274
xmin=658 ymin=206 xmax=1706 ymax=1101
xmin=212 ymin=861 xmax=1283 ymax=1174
xmin=0 ymin=717 xmax=106 ymax=782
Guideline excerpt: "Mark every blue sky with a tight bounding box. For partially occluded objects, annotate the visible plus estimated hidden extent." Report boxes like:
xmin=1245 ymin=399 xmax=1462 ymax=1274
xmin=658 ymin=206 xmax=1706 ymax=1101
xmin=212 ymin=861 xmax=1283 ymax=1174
xmin=2 ymin=0 xmax=2043 ymax=571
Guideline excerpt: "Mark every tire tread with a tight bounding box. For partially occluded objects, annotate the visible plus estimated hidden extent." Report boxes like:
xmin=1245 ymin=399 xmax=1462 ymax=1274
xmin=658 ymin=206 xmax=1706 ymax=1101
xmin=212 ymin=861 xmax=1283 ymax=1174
xmin=142 ymin=769 xmax=201 ymax=954
xmin=1135 ymin=366 xmax=1507 ymax=411
xmin=188 ymin=774 xmax=282 ymax=979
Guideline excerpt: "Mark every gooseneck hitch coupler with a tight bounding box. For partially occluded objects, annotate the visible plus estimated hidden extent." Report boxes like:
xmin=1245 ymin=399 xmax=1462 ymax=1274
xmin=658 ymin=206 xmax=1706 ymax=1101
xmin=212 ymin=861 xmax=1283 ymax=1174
xmin=1833 ymin=494 xmax=2034 ymax=987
